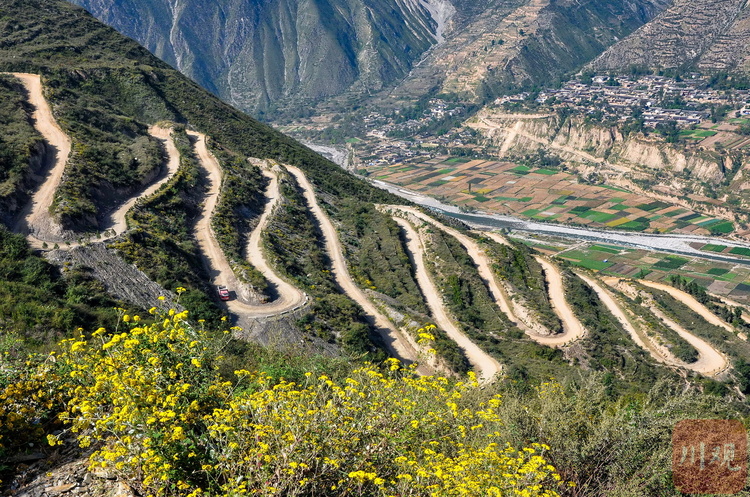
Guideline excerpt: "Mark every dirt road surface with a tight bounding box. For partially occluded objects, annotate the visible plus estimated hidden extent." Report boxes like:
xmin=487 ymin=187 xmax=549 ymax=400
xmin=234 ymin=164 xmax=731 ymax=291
xmin=393 ymin=217 xmax=501 ymax=382
xmin=189 ymin=132 xmax=308 ymax=318
xmin=285 ymin=166 xmax=427 ymax=372
xmin=243 ymin=164 xmax=307 ymax=313
xmin=104 ymin=125 xmax=181 ymax=236
xmin=639 ymin=280 xmax=734 ymax=332
xmin=533 ymin=257 xmax=587 ymax=345
xmin=11 ymin=73 xmax=71 ymax=241
xmin=582 ymin=274 xmax=728 ymax=376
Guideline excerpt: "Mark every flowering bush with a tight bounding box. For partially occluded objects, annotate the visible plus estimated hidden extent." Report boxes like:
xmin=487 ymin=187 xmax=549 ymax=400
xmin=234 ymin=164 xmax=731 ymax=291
xmin=3 ymin=308 xmax=564 ymax=496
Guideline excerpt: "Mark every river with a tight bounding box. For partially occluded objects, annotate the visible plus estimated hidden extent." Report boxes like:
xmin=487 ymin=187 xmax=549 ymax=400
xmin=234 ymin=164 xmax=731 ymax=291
xmin=370 ymin=179 xmax=750 ymax=267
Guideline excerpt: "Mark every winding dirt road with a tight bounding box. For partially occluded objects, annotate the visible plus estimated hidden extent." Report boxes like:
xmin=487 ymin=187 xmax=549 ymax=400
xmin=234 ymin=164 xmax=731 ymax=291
xmin=244 ymin=164 xmax=307 ymax=313
xmin=105 ymin=125 xmax=182 ymax=236
xmin=189 ymin=132 xmax=307 ymax=318
xmin=483 ymin=231 xmax=585 ymax=346
xmin=393 ymin=216 xmax=501 ymax=382
xmin=639 ymin=280 xmax=734 ymax=332
xmin=10 ymin=73 xmax=71 ymax=241
xmin=285 ymin=166 xmax=426 ymax=371
xmin=581 ymin=274 xmax=728 ymax=376
xmin=533 ymin=257 xmax=587 ymax=345
xmin=386 ymin=206 xmax=574 ymax=347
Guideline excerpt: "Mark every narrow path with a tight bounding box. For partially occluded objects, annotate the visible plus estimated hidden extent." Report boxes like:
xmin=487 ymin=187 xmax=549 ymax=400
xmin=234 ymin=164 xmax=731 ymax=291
xmin=10 ymin=73 xmax=71 ymax=241
xmin=386 ymin=206 xmax=569 ymax=347
xmin=105 ymin=125 xmax=181 ymax=236
xmin=285 ymin=166 xmax=426 ymax=372
xmin=483 ymin=231 xmax=585 ymax=345
xmin=393 ymin=216 xmax=501 ymax=382
xmin=8 ymin=72 xmax=181 ymax=249
xmin=580 ymin=273 xmax=728 ymax=376
xmin=533 ymin=257 xmax=587 ymax=345
xmin=244 ymin=164 xmax=307 ymax=313
xmin=188 ymin=132 xmax=307 ymax=318
xmin=639 ymin=280 xmax=734 ymax=332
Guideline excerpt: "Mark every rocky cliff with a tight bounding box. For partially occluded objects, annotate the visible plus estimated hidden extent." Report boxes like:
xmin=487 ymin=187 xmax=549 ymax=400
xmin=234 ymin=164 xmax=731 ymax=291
xmin=473 ymin=113 xmax=731 ymax=196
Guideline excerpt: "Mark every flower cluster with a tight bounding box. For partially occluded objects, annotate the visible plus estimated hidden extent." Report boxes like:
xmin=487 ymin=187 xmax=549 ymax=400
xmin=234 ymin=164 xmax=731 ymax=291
xmin=4 ymin=308 xmax=563 ymax=496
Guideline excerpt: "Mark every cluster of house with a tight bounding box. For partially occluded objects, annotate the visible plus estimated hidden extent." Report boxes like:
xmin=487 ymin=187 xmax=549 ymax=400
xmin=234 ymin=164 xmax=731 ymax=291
xmin=364 ymin=99 xmax=466 ymax=139
xmin=497 ymin=74 xmax=750 ymax=127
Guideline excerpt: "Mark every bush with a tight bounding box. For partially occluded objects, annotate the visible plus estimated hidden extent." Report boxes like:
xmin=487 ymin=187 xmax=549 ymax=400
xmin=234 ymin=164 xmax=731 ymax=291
xmin=3 ymin=308 xmax=566 ymax=497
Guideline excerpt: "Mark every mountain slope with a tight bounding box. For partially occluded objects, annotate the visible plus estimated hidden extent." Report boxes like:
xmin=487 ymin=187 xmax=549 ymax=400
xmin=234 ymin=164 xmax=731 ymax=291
xmin=590 ymin=0 xmax=750 ymax=75
xmin=68 ymin=0 xmax=447 ymax=115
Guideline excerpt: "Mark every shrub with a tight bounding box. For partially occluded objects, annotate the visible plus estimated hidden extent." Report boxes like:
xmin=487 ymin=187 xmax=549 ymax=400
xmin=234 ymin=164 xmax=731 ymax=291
xmin=3 ymin=307 xmax=565 ymax=497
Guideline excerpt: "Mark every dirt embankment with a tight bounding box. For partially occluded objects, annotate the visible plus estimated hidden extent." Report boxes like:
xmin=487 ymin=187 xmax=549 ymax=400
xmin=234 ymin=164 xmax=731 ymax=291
xmin=285 ymin=166 xmax=428 ymax=372
xmin=392 ymin=215 xmax=501 ymax=382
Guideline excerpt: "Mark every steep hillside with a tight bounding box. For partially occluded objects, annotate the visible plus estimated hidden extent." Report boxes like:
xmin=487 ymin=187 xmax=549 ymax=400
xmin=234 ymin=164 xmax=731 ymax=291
xmin=0 ymin=0 xmax=417 ymax=357
xmin=68 ymin=0 xmax=448 ymax=116
xmin=590 ymin=0 xmax=750 ymax=76
xmin=66 ymin=0 xmax=670 ymax=117
xmin=376 ymin=0 xmax=672 ymax=106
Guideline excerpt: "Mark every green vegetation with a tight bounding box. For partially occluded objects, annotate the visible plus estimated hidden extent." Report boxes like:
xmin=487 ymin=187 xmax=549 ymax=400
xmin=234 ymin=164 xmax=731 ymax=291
xmin=336 ymin=201 xmax=427 ymax=315
xmin=263 ymin=172 xmax=385 ymax=359
xmin=648 ymin=286 xmax=750 ymax=374
xmin=563 ymin=271 xmax=681 ymax=394
xmin=653 ymin=256 xmax=689 ymax=270
xmin=666 ymin=274 xmax=750 ymax=334
xmin=622 ymin=291 xmax=699 ymax=364
xmin=0 ymin=226 xmax=118 ymax=355
xmin=483 ymin=239 xmax=562 ymax=334
xmin=5 ymin=307 xmax=747 ymax=496
xmin=209 ymin=148 xmax=270 ymax=296
xmin=0 ymin=74 xmax=43 ymax=223
xmin=48 ymin=72 xmax=165 ymax=230
xmin=111 ymin=127 xmax=222 ymax=325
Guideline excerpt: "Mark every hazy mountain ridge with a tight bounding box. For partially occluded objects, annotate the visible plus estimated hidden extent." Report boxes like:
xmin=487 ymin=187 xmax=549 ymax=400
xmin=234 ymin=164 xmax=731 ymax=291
xmin=590 ymin=0 xmax=750 ymax=75
xmin=70 ymin=0 xmax=446 ymax=114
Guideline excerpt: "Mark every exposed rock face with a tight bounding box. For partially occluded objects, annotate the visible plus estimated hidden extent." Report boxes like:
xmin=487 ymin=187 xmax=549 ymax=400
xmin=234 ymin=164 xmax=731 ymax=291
xmin=68 ymin=0 xmax=670 ymax=115
xmin=45 ymin=243 xmax=183 ymax=311
xmin=69 ymin=0 xmax=446 ymax=115
xmin=474 ymin=113 xmax=728 ymax=190
xmin=590 ymin=0 xmax=750 ymax=75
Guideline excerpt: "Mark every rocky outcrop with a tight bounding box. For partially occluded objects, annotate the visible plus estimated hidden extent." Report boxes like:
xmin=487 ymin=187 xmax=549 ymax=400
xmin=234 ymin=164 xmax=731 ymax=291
xmin=590 ymin=0 xmax=750 ymax=75
xmin=45 ymin=243 xmax=183 ymax=312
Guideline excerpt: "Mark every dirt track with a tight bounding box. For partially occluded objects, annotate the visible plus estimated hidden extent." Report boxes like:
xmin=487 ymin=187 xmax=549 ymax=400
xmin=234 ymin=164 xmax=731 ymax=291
xmin=583 ymin=274 xmax=728 ymax=376
xmin=105 ymin=125 xmax=181 ymax=236
xmin=639 ymin=280 xmax=734 ymax=332
xmin=483 ymin=231 xmax=585 ymax=345
xmin=11 ymin=73 xmax=71 ymax=241
xmin=188 ymin=132 xmax=308 ymax=318
xmin=533 ymin=257 xmax=587 ymax=345
xmin=243 ymin=164 xmax=306 ymax=313
xmin=285 ymin=167 xmax=426 ymax=371
xmin=393 ymin=216 xmax=501 ymax=382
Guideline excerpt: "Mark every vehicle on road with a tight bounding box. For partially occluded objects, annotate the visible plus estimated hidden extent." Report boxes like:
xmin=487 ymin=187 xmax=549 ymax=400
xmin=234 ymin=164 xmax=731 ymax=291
xmin=217 ymin=285 xmax=230 ymax=301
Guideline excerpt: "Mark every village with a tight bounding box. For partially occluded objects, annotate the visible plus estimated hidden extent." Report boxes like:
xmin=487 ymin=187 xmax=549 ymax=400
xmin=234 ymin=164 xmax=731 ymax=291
xmin=499 ymin=73 xmax=750 ymax=127
xmin=342 ymin=73 xmax=750 ymax=170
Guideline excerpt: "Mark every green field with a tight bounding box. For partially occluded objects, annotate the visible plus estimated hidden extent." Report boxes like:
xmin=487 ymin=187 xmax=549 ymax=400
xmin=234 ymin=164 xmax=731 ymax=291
xmin=702 ymin=244 xmax=728 ymax=253
xmin=653 ymin=256 xmax=689 ymax=270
